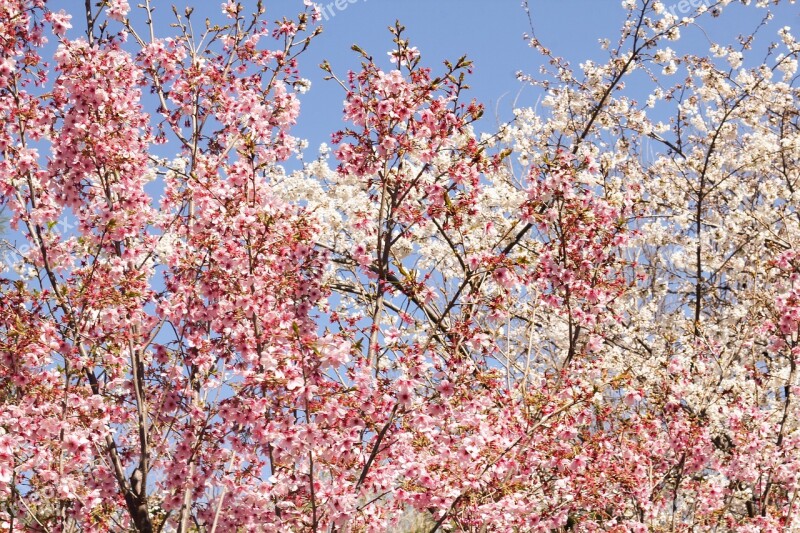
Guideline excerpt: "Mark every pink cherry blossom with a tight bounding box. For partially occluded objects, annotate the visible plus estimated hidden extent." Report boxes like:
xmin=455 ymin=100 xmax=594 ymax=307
xmin=1 ymin=1 xmax=799 ymax=531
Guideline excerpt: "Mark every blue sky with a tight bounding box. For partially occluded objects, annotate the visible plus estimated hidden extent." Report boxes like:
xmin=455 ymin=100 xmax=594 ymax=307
xmin=279 ymin=0 xmax=797 ymax=151
xmin=38 ymin=0 xmax=800 ymax=154
xmin=294 ymin=0 xmax=626 ymax=148
xmin=6 ymin=0 xmax=793 ymax=247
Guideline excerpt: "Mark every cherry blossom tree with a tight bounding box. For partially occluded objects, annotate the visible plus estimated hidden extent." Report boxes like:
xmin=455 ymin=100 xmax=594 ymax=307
xmin=0 ymin=0 xmax=799 ymax=531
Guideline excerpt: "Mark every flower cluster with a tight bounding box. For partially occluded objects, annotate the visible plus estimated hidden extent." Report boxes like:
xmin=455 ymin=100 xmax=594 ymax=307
xmin=1 ymin=0 xmax=799 ymax=531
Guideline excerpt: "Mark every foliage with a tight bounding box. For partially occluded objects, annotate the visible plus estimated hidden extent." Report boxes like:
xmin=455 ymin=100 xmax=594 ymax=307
xmin=0 ymin=0 xmax=799 ymax=531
